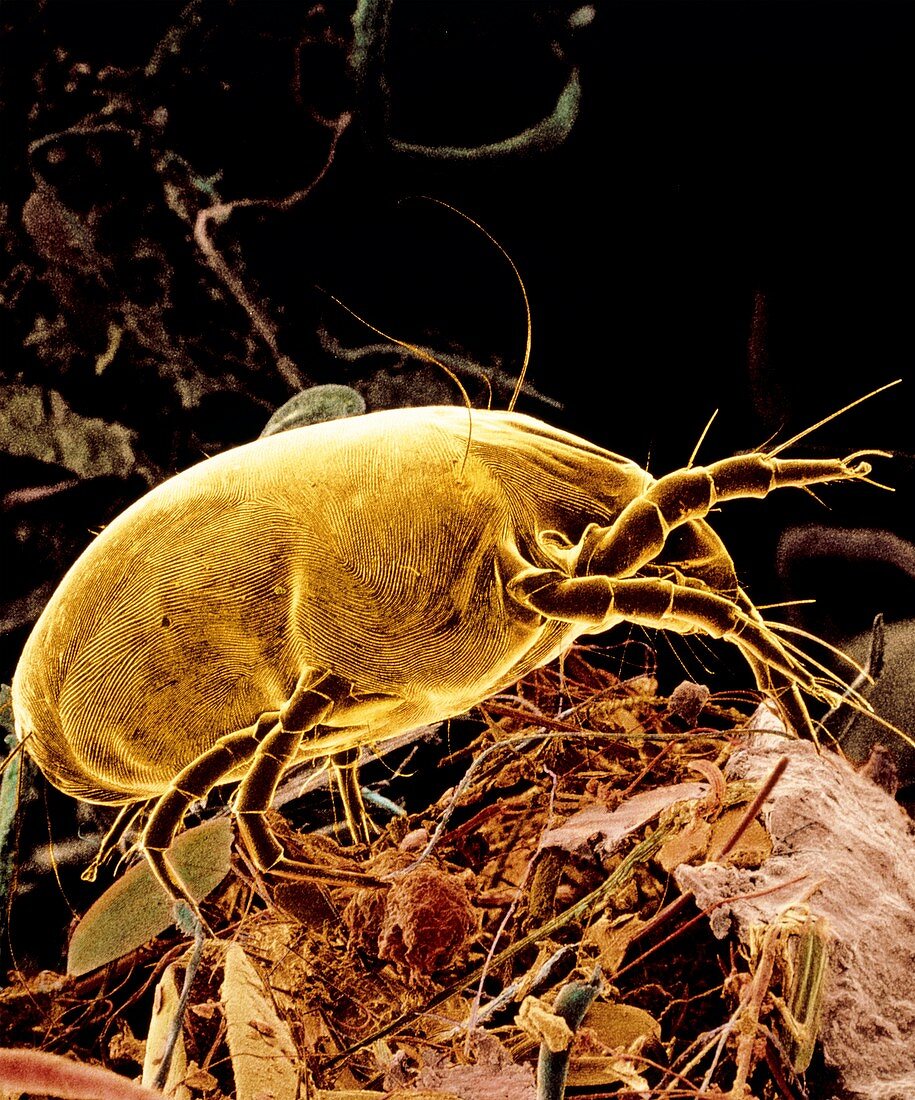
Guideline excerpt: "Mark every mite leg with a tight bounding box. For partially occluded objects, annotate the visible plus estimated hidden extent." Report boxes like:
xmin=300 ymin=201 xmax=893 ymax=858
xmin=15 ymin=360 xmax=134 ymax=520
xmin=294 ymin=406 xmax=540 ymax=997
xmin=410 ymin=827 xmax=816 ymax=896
xmin=235 ymin=670 xmax=388 ymax=888
xmin=82 ymin=800 xmax=148 ymax=883
xmin=142 ymin=722 xmax=271 ymax=927
xmin=578 ymin=451 xmax=876 ymax=580
xmin=615 ymin=561 xmax=815 ymax=735
xmin=142 ymin=670 xmax=389 ymax=926
xmin=508 ymin=569 xmax=822 ymax=728
xmin=736 ymin=644 xmax=815 ymax=739
xmin=330 ymin=748 xmax=375 ymax=845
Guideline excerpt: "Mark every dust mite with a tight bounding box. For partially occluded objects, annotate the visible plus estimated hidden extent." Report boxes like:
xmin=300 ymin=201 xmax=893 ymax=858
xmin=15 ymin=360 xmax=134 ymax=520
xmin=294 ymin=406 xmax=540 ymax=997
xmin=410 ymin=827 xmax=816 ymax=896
xmin=12 ymin=398 xmax=890 ymax=925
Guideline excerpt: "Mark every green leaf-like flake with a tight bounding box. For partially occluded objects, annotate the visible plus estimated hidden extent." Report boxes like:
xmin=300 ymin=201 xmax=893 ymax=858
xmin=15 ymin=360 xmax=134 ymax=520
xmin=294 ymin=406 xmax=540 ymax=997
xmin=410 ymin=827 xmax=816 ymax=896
xmin=0 ymin=686 xmax=20 ymax=918
xmin=260 ymin=384 xmax=365 ymax=437
xmin=67 ymin=816 xmax=232 ymax=976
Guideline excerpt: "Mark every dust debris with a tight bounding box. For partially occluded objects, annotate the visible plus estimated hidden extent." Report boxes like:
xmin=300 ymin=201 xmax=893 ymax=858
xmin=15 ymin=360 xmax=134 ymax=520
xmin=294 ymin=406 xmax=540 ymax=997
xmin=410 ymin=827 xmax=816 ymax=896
xmin=7 ymin=645 xmax=907 ymax=1098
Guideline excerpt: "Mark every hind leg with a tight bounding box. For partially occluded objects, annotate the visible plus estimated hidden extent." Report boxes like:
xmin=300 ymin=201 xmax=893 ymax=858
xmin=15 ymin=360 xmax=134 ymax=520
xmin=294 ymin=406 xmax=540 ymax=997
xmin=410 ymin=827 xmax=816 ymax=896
xmin=330 ymin=747 xmax=376 ymax=845
xmin=142 ymin=668 xmax=393 ymax=926
xmin=234 ymin=668 xmax=390 ymax=886
xmin=142 ymin=722 xmax=270 ymax=928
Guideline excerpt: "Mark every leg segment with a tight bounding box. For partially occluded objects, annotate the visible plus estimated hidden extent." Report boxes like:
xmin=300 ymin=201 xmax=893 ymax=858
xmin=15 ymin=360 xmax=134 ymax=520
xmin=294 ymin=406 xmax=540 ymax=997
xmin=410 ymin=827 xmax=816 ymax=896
xmin=579 ymin=451 xmax=875 ymax=580
xmin=736 ymin=643 xmax=815 ymax=739
xmin=235 ymin=728 xmax=385 ymax=888
xmin=732 ymin=588 xmax=817 ymax=738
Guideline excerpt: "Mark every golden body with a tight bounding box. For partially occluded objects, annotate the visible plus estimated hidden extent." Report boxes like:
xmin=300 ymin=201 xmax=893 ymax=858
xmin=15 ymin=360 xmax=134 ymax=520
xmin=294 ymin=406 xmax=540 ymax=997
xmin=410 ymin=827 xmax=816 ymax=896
xmin=13 ymin=408 xmax=653 ymax=800
xmin=12 ymin=404 xmax=876 ymax=912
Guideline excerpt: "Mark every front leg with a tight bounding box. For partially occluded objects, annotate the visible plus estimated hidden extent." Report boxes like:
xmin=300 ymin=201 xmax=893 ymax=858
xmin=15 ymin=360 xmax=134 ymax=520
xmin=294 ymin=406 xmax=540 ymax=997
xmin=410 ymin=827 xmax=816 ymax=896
xmin=578 ymin=451 xmax=877 ymax=580
xmin=507 ymin=568 xmax=821 ymax=735
xmin=732 ymin=587 xmax=817 ymax=739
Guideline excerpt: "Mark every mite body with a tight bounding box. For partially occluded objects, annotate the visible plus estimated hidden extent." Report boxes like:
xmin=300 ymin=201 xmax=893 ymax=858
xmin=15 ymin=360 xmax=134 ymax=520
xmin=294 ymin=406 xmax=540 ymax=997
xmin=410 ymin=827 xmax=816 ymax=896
xmin=12 ymin=404 xmax=877 ymax=913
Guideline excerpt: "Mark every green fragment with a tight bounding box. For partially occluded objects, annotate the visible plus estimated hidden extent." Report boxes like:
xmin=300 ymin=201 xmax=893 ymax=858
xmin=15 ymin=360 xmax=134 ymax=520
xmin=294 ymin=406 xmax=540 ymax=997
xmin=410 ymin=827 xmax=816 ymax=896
xmin=260 ymin=384 xmax=366 ymax=436
xmin=0 ymin=687 xmax=21 ymax=921
xmin=537 ymin=968 xmax=603 ymax=1100
xmin=66 ymin=815 xmax=233 ymax=976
